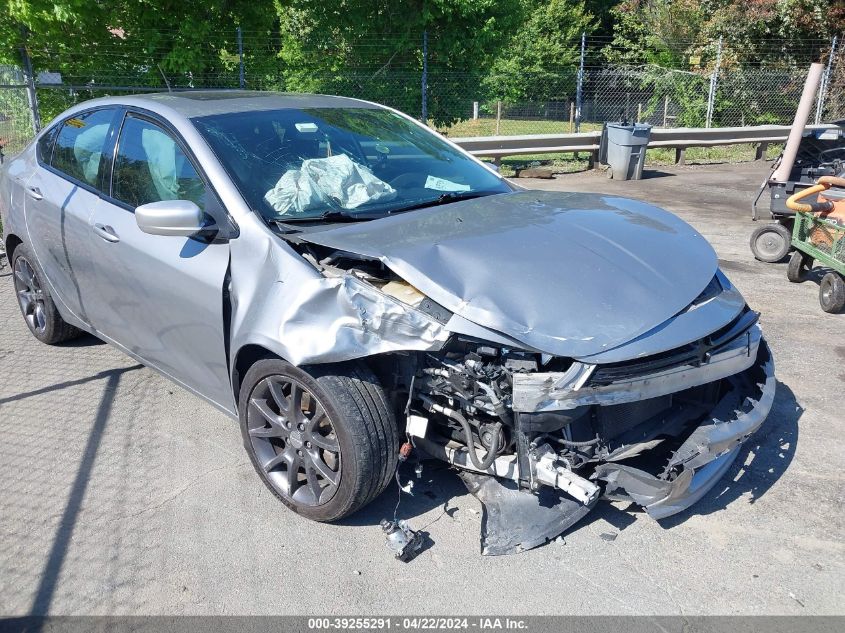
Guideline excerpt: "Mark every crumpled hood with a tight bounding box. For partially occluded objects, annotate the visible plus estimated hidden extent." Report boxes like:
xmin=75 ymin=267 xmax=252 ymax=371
xmin=297 ymin=190 xmax=719 ymax=358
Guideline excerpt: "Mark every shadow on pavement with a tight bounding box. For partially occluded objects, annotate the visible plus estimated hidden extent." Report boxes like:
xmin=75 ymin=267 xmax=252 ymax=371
xmin=56 ymin=334 xmax=107 ymax=348
xmin=23 ymin=365 xmax=141 ymax=615
xmin=339 ymin=460 xmax=466 ymax=529
xmin=640 ymin=169 xmax=677 ymax=179
xmin=657 ymin=379 xmax=801 ymax=528
xmin=0 ymin=365 xmax=141 ymax=407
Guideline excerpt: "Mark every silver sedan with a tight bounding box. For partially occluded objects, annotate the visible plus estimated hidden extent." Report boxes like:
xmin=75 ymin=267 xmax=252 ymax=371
xmin=0 ymin=92 xmax=774 ymax=553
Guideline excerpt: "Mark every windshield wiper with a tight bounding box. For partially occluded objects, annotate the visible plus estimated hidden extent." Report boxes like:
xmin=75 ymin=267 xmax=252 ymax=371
xmin=272 ymin=208 xmax=376 ymax=224
xmin=387 ymin=190 xmax=500 ymax=215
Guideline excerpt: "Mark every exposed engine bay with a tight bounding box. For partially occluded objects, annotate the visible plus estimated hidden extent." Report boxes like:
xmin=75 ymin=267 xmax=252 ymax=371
xmin=278 ymin=233 xmax=776 ymax=554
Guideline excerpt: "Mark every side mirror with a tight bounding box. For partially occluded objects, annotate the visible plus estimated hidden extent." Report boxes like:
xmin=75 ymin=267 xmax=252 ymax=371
xmin=135 ymin=200 xmax=217 ymax=237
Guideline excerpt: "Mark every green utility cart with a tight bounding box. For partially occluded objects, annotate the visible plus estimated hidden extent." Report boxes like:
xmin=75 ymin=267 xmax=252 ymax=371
xmin=786 ymin=207 xmax=845 ymax=313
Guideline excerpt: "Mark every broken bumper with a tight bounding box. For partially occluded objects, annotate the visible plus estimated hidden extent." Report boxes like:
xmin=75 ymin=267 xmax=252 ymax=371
xmin=593 ymin=340 xmax=776 ymax=520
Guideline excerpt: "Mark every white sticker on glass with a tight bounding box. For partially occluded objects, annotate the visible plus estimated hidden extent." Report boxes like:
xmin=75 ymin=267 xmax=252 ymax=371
xmin=424 ymin=175 xmax=471 ymax=192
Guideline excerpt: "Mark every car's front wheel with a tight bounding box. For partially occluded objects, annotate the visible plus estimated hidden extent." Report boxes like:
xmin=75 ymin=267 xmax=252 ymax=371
xmin=238 ymin=358 xmax=399 ymax=522
xmin=11 ymin=244 xmax=81 ymax=344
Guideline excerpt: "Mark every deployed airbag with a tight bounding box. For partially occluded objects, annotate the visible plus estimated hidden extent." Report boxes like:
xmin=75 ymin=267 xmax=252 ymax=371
xmin=264 ymin=154 xmax=396 ymax=216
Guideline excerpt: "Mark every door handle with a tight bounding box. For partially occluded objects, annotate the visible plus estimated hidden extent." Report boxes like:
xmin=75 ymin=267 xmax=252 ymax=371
xmin=92 ymin=223 xmax=120 ymax=243
xmin=26 ymin=186 xmax=43 ymax=201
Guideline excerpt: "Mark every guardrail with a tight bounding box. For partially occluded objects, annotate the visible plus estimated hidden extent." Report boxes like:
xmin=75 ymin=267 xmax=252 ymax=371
xmin=452 ymin=132 xmax=602 ymax=167
xmin=452 ymin=124 xmax=840 ymax=166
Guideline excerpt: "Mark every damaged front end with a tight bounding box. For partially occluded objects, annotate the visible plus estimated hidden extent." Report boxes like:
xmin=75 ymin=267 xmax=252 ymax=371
xmin=259 ymin=192 xmax=777 ymax=555
xmin=404 ymin=310 xmax=775 ymax=553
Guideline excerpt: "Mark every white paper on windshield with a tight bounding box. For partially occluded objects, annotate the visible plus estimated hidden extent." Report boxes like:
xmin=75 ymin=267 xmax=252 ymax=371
xmin=424 ymin=175 xmax=471 ymax=192
xmin=265 ymin=154 xmax=396 ymax=216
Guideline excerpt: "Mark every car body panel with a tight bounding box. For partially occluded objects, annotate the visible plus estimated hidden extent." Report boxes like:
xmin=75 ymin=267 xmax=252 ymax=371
xmin=226 ymin=229 xmax=449 ymax=371
xmin=83 ymin=198 xmax=234 ymax=409
xmin=23 ymin=165 xmax=104 ymax=324
xmin=577 ymin=270 xmax=746 ymax=363
xmin=294 ymin=190 xmax=719 ymax=359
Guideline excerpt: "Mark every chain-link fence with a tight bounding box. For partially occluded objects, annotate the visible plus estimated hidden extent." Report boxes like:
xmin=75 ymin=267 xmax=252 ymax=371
xmin=1 ymin=33 xmax=843 ymax=157
xmin=0 ymin=65 xmax=36 ymax=162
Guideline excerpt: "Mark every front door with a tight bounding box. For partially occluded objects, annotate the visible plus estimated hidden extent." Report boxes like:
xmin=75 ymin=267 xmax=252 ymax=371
xmin=84 ymin=112 xmax=234 ymax=412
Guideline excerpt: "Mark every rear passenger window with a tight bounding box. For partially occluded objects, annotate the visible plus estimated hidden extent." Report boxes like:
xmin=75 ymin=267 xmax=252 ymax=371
xmin=51 ymin=109 xmax=114 ymax=186
xmin=112 ymin=115 xmax=206 ymax=210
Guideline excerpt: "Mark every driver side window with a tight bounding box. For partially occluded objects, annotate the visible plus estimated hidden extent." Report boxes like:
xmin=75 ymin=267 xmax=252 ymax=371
xmin=113 ymin=115 xmax=206 ymax=210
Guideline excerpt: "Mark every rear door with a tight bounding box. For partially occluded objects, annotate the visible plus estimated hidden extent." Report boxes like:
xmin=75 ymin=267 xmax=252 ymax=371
xmin=24 ymin=108 xmax=120 ymax=324
xmin=83 ymin=111 xmax=234 ymax=412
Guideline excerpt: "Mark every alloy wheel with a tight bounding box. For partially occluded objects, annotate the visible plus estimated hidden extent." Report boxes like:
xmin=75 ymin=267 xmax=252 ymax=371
xmin=13 ymin=256 xmax=47 ymax=334
xmin=247 ymin=376 xmax=341 ymax=506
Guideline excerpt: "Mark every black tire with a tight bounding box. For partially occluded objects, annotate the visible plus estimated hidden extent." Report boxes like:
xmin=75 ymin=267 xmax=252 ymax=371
xmin=819 ymin=272 xmax=845 ymax=314
xmin=238 ymin=357 xmax=399 ymax=522
xmin=11 ymin=243 xmax=82 ymax=344
xmin=750 ymin=223 xmax=792 ymax=263
xmin=786 ymin=250 xmax=812 ymax=283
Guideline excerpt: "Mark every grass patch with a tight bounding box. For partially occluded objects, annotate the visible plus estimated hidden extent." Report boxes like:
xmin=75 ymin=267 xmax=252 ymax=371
xmin=646 ymin=143 xmax=784 ymax=165
xmin=483 ymin=154 xmax=592 ymax=177
xmin=449 ymin=117 xmax=784 ymax=176
xmin=439 ymin=118 xmax=603 ymax=137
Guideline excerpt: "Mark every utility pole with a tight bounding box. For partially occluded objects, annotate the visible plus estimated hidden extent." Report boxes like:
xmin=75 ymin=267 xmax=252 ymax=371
xmin=575 ymin=32 xmax=585 ymax=132
xmin=705 ymin=36 xmax=723 ymax=128
xmin=421 ymin=29 xmax=428 ymax=124
xmin=19 ymin=44 xmax=41 ymax=133
xmin=815 ymin=35 xmax=838 ymax=124
xmin=237 ymin=27 xmax=245 ymax=90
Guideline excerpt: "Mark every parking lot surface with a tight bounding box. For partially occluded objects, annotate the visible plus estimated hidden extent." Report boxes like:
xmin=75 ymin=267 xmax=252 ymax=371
xmin=1 ymin=161 xmax=843 ymax=615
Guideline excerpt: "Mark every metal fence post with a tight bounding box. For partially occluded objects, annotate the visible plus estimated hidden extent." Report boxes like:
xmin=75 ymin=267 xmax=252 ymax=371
xmin=237 ymin=26 xmax=245 ymax=89
xmin=575 ymin=31 xmax=585 ymax=132
xmin=421 ymin=29 xmax=428 ymax=124
xmin=815 ymin=35 xmax=838 ymax=124
xmin=495 ymin=100 xmax=502 ymax=135
xmin=705 ymin=36 xmax=722 ymax=128
xmin=19 ymin=45 xmax=41 ymax=133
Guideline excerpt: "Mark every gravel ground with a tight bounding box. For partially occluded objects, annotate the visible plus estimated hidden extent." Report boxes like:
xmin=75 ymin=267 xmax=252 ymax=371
xmin=0 ymin=160 xmax=842 ymax=616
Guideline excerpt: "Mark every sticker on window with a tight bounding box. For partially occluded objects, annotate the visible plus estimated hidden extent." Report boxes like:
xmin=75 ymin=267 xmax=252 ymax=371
xmin=424 ymin=175 xmax=471 ymax=192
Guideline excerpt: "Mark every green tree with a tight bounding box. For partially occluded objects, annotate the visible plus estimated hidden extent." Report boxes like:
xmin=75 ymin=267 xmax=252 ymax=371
xmin=275 ymin=0 xmax=524 ymax=124
xmin=604 ymin=0 xmax=842 ymax=69
xmin=0 ymin=1 xmax=281 ymax=120
xmin=484 ymin=0 xmax=593 ymax=103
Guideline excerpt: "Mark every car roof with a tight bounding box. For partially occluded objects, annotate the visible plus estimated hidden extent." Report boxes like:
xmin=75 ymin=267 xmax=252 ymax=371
xmin=97 ymin=90 xmax=382 ymax=119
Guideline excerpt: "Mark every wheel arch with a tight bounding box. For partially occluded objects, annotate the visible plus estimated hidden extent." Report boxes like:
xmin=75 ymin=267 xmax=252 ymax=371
xmin=230 ymin=342 xmax=396 ymax=409
xmin=5 ymin=233 xmax=23 ymax=262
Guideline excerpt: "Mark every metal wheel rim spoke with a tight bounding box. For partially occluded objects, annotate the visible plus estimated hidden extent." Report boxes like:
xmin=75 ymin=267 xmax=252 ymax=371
xmin=309 ymin=433 xmax=339 ymax=452
xmin=262 ymin=451 xmax=288 ymax=473
xmin=14 ymin=258 xmax=46 ymax=333
xmin=285 ymin=452 xmax=304 ymax=495
xmin=305 ymin=467 xmax=323 ymax=503
xmin=308 ymin=451 xmax=339 ymax=485
xmin=248 ymin=375 xmax=341 ymax=507
xmin=18 ymin=289 xmax=32 ymax=314
xmin=267 ymin=380 xmax=289 ymax=414
xmin=248 ymin=398 xmax=289 ymax=437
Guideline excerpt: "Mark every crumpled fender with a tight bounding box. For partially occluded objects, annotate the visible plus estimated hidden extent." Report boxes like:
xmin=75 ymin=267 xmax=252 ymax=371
xmin=229 ymin=232 xmax=449 ymax=369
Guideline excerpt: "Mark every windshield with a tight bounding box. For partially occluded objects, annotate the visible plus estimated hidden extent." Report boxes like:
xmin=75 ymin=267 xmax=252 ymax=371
xmin=191 ymin=107 xmax=510 ymax=221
